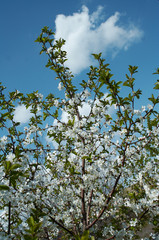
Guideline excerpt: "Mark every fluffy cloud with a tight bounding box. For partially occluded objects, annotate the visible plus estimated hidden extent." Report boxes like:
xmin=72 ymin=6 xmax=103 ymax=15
xmin=55 ymin=5 xmax=143 ymax=74
xmin=13 ymin=105 xmax=33 ymax=124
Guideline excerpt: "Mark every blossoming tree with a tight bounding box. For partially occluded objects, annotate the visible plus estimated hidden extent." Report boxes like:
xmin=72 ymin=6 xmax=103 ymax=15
xmin=0 ymin=27 xmax=159 ymax=240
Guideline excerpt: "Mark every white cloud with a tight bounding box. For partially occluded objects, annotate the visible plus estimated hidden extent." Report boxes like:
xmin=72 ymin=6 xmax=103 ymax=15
xmin=55 ymin=5 xmax=143 ymax=74
xmin=14 ymin=105 xmax=33 ymax=124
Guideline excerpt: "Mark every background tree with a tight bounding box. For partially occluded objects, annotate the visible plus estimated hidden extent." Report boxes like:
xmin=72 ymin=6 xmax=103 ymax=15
xmin=0 ymin=26 xmax=158 ymax=240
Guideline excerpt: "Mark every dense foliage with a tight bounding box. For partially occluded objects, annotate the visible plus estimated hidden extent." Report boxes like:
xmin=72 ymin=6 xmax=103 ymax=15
xmin=0 ymin=27 xmax=159 ymax=239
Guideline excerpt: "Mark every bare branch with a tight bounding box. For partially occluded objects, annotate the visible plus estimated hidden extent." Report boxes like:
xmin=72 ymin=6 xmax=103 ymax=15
xmin=49 ymin=216 xmax=75 ymax=237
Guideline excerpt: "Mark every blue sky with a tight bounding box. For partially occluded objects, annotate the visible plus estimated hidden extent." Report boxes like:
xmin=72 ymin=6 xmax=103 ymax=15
xmin=0 ymin=0 xmax=159 ymax=106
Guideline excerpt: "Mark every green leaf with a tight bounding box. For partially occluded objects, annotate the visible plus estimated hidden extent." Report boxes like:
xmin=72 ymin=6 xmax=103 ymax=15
xmin=153 ymin=67 xmax=159 ymax=75
xmin=53 ymin=109 xmax=58 ymax=118
xmin=0 ymin=185 xmax=10 ymax=191
xmin=123 ymin=80 xmax=131 ymax=87
xmin=43 ymin=112 xmax=50 ymax=121
xmin=24 ymin=235 xmax=38 ymax=240
xmin=154 ymin=80 xmax=159 ymax=89
xmin=148 ymin=94 xmax=157 ymax=104
xmin=27 ymin=216 xmax=35 ymax=228
xmin=92 ymin=53 xmax=102 ymax=60
xmin=128 ymin=65 xmax=138 ymax=74
xmin=4 ymin=161 xmax=12 ymax=173
xmin=10 ymin=163 xmax=21 ymax=171
xmin=81 ymin=230 xmax=90 ymax=240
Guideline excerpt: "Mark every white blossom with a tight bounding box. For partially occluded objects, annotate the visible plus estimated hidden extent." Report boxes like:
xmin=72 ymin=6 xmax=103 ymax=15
xmin=58 ymin=82 xmax=64 ymax=91
xmin=147 ymin=104 xmax=153 ymax=110
xmin=0 ymin=136 xmax=8 ymax=150
xmin=6 ymin=152 xmax=15 ymax=162
xmin=46 ymin=47 xmax=53 ymax=54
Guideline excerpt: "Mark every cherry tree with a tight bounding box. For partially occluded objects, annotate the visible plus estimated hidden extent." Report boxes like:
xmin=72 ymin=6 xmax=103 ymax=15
xmin=0 ymin=26 xmax=159 ymax=240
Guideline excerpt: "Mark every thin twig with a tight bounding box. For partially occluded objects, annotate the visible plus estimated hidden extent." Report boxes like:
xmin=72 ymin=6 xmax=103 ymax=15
xmin=49 ymin=215 xmax=74 ymax=237
xmin=87 ymin=189 xmax=93 ymax=225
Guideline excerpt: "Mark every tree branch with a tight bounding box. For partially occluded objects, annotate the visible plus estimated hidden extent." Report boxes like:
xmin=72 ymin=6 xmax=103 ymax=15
xmin=49 ymin=215 xmax=75 ymax=237
xmin=87 ymin=189 xmax=93 ymax=226
xmin=86 ymin=172 xmax=122 ymax=230
xmin=81 ymin=158 xmax=87 ymax=231
xmin=8 ymin=201 xmax=11 ymax=235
